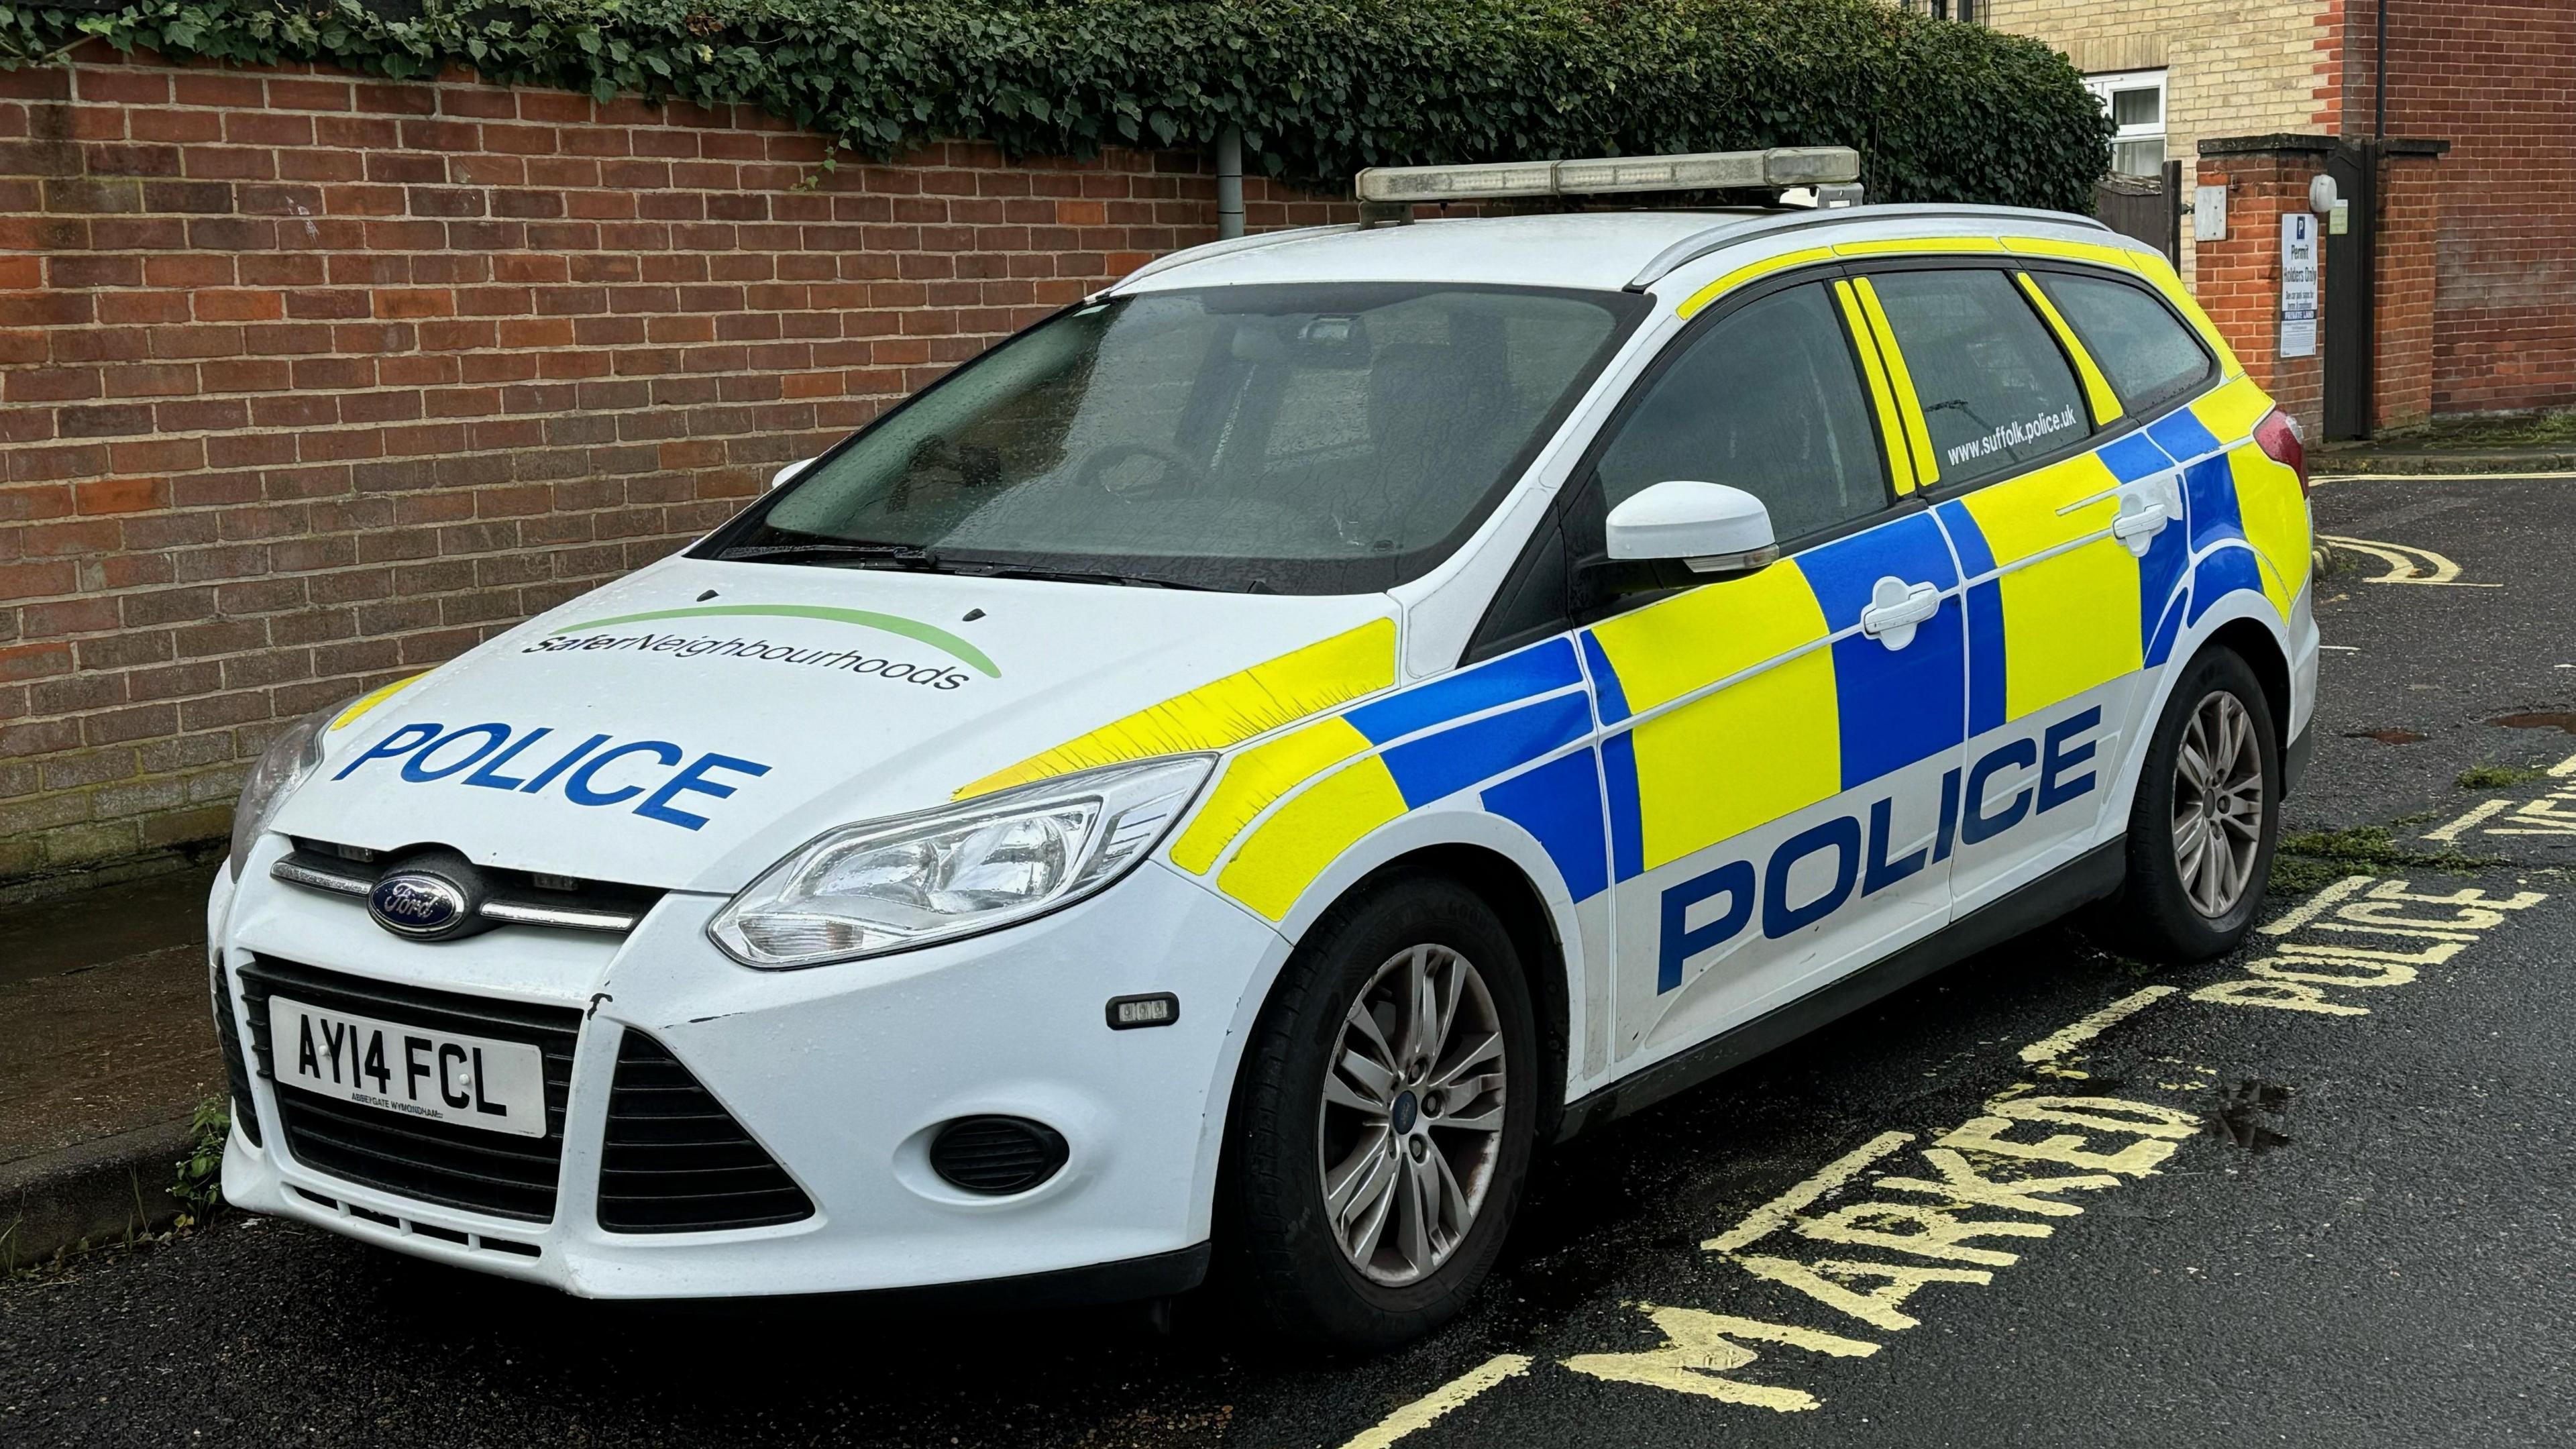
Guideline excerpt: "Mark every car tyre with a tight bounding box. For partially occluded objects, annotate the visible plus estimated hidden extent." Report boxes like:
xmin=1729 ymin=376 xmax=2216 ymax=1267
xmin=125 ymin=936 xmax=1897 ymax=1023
xmin=1218 ymin=873 xmax=1539 ymax=1352
xmin=2108 ymin=647 xmax=2282 ymax=961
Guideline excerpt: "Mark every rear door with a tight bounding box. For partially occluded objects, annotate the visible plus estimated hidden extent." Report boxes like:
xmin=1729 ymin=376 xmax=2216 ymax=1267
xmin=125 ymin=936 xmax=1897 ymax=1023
xmin=1562 ymin=277 xmax=1968 ymax=1067
xmin=1854 ymin=262 xmax=2215 ymax=913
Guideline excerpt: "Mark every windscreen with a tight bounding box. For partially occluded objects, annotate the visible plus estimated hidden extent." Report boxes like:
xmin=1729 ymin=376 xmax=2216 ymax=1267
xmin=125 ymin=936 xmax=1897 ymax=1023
xmin=718 ymin=284 xmax=1640 ymax=593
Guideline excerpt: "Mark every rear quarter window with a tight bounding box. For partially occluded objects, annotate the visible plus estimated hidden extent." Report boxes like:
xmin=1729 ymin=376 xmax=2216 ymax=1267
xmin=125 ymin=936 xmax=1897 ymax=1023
xmin=2036 ymin=271 xmax=2216 ymax=413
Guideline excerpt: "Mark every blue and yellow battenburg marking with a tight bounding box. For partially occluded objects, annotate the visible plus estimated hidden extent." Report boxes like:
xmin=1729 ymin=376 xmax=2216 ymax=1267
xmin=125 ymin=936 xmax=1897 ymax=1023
xmin=1585 ymin=511 xmax=1965 ymax=888
xmin=1161 ymin=396 xmax=2295 ymax=924
xmin=1191 ymin=639 xmax=1599 ymax=920
xmin=1001 ymin=241 xmax=2308 ymax=929
xmin=1926 ymin=374 xmax=2307 ymax=735
xmin=955 ymin=618 xmax=1399 ymax=800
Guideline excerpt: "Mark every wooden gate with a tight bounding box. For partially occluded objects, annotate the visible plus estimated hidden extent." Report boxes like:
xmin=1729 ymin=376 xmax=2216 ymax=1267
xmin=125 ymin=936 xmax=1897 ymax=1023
xmin=2092 ymin=162 xmax=2182 ymax=264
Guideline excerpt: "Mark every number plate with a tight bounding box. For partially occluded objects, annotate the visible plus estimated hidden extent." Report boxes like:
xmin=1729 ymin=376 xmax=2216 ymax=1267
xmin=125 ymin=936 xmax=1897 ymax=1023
xmin=266 ymin=995 xmax=548 ymax=1138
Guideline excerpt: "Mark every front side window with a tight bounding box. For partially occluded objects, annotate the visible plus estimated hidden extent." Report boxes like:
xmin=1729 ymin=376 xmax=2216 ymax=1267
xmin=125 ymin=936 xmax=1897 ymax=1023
xmin=720 ymin=284 xmax=1640 ymax=594
xmin=1866 ymin=269 xmax=2090 ymax=488
xmin=2037 ymin=271 xmax=2214 ymax=413
xmin=1591 ymin=282 xmax=1890 ymax=544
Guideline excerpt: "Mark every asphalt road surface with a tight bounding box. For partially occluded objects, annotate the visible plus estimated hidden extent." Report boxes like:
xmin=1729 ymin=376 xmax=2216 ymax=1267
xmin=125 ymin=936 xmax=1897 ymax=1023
xmin=7 ymin=473 xmax=2573 ymax=1448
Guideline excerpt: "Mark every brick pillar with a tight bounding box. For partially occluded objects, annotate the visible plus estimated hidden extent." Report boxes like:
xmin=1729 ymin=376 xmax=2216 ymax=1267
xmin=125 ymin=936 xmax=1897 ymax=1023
xmin=2371 ymin=142 xmax=2448 ymax=433
xmin=2192 ymin=135 xmax=2337 ymax=441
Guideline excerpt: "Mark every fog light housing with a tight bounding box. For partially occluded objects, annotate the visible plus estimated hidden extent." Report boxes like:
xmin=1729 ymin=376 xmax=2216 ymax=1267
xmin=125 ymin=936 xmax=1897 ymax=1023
xmin=928 ymin=1116 xmax=1069 ymax=1195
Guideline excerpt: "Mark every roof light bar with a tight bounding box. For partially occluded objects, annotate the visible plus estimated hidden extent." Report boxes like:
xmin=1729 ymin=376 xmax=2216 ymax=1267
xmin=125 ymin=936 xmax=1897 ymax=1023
xmin=1354 ymin=147 xmax=1860 ymax=204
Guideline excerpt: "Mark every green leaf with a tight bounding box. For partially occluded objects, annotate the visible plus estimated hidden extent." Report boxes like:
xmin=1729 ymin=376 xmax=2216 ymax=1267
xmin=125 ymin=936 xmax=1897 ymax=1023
xmin=0 ymin=0 xmax=2108 ymax=211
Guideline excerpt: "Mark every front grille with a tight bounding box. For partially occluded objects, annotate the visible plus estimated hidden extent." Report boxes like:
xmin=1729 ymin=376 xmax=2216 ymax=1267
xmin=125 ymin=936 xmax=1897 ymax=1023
xmin=237 ymin=956 xmax=582 ymax=1222
xmin=598 ymin=1030 xmax=813 ymax=1234
xmin=276 ymin=838 xmax=664 ymax=936
xmin=209 ymin=962 xmax=262 ymax=1148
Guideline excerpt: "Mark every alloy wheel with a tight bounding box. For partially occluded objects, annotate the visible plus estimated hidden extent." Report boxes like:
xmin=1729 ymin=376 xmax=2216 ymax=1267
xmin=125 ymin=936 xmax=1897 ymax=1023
xmin=2171 ymin=690 xmax=2265 ymax=919
xmin=1316 ymin=943 xmax=1508 ymax=1287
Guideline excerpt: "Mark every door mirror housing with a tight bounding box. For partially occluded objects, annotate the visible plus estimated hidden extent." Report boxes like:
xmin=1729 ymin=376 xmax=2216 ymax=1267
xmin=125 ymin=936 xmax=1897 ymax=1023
xmin=769 ymin=458 xmax=818 ymax=491
xmin=1605 ymin=480 xmax=1779 ymax=580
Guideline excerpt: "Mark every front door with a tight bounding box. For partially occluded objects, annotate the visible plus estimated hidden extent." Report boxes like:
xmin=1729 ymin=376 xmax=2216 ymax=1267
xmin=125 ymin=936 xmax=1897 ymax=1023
xmin=1562 ymin=277 xmax=1968 ymax=1069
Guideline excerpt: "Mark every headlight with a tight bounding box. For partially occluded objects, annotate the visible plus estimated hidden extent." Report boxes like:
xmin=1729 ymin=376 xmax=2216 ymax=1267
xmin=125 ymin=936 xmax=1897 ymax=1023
xmin=709 ymin=755 xmax=1215 ymax=969
xmin=226 ymin=703 xmax=339 ymax=880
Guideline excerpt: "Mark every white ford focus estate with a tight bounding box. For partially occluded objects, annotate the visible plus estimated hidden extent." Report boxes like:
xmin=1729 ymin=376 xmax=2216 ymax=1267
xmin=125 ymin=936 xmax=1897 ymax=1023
xmin=209 ymin=151 xmax=2317 ymax=1350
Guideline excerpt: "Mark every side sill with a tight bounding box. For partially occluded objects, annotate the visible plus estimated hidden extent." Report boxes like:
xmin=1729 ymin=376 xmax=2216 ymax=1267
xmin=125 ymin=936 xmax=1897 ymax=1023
xmin=1553 ymin=837 xmax=2128 ymax=1142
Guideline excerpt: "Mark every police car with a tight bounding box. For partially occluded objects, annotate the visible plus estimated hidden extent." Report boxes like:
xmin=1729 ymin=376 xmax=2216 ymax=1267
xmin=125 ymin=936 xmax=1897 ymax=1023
xmin=209 ymin=148 xmax=2316 ymax=1350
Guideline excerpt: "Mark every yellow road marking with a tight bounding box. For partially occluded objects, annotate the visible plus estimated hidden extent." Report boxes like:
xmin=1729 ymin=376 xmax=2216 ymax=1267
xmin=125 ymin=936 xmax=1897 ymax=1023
xmin=2015 ymin=986 xmax=2178 ymax=1064
xmin=1468 ymin=873 xmax=2551 ymax=1420
xmin=1333 ymin=1354 xmax=1534 ymax=1449
xmin=2257 ymin=873 xmax=2374 ymax=932
xmin=2318 ymin=533 xmax=2498 ymax=587
xmin=1701 ymin=1131 xmax=1913 ymax=1253
xmin=2551 ymin=747 xmax=2576 ymax=779
xmin=2422 ymin=798 xmax=2514 ymax=843
xmin=1562 ymin=1309 xmax=1878 ymax=1411
xmin=2197 ymin=878 xmax=2546 ymax=1016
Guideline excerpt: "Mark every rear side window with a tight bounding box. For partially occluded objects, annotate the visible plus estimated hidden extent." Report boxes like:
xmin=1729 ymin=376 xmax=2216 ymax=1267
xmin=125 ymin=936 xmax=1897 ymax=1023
xmin=1866 ymin=269 xmax=2088 ymax=487
xmin=1593 ymin=282 xmax=1889 ymax=543
xmin=2037 ymin=271 xmax=2214 ymax=411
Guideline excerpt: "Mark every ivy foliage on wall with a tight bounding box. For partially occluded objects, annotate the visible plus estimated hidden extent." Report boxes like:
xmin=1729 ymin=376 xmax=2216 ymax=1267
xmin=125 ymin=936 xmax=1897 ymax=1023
xmin=1 ymin=0 xmax=2111 ymax=211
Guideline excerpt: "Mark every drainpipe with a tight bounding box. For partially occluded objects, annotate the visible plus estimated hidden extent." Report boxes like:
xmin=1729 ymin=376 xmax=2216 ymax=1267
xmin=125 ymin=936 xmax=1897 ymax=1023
xmin=2375 ymin=0 xmax=2387 ymax=138
xmin=1216 ymin=124 xmax=1245 ymax=239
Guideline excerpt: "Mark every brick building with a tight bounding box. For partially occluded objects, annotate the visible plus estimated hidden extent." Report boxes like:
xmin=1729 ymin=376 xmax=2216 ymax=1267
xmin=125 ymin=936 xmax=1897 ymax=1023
xmin=0 ymin=18 xmax=2565 ymax=892
xmin=0 ymin=50 xmax=1352 ymax=893
xmin=1979 ymin=0 xmax=2576 ymax=431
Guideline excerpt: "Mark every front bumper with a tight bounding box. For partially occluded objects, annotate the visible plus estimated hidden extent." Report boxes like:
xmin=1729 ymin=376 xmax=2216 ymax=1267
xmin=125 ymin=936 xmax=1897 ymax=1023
xmin=213 ymin=846 xmax=1284 ymax=1300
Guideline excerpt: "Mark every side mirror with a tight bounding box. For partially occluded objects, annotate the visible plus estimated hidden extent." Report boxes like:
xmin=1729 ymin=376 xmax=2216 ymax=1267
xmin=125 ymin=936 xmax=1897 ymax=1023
xmin=769 ymin=458 xmax=818 ymax=491
xmin=1605 ymin=480 xmax=1778 ymax=580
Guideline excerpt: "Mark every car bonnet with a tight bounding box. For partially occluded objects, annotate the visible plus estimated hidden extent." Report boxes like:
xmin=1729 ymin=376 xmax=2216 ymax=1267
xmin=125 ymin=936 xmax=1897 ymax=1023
xmin=271 ymin=556 xmax=1399 ymax=894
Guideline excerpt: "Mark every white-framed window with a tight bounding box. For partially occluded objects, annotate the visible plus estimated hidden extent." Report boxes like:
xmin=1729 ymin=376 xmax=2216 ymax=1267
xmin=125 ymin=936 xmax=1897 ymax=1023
xmin=2084 ymin=69 xmax=2167 ymax=179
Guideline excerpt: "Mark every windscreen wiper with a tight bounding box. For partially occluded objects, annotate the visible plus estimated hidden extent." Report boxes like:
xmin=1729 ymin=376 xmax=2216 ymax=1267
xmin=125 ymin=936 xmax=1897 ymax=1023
xmin=715 ymin=541 xmax=943 ymax=569
xmin=962 ymin=564 xmax=1210 ymax=590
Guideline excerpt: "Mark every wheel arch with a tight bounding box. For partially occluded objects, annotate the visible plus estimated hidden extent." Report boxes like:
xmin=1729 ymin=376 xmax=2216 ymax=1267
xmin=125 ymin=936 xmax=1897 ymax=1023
xmin=2206 ymin=614 xmax=2293 ymax=751
xmin=2088 ymin=593 xmax=2298 ymax=855
xmin=1344 ymin=842 xmax=1572 ymax=1143
xmin=1220 ymin=816 xmax=1582 ymax=1157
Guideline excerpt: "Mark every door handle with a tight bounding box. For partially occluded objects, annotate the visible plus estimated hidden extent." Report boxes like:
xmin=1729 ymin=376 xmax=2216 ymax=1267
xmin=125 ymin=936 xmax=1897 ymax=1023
xmin=1860 ymin=576 xmax=1943 ymax=650
xmin=2112 ymin=487 xmax=2174 ymax=557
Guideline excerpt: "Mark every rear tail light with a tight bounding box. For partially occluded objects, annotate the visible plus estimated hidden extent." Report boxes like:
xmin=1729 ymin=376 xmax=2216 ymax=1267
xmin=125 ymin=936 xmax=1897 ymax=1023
xmin=2253 ymin=408 xmax=2309 ymax=497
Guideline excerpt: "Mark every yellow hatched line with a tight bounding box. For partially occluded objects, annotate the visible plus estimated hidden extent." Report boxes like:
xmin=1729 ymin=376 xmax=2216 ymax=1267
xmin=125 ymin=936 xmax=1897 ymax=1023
xmin=1833 ymin=279 xmax=1917 ymax=495
xmin=2015 ymin=270 xmax=2125 ymax=427
xmin=1849 ymin=276 xmax=1940 ymax=488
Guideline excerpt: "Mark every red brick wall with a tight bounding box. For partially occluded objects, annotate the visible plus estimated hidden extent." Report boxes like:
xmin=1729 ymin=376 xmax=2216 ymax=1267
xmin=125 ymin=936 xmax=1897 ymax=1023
xmin=2371 ymin=153 xmax=2442 ymax=432
xmin=2192 ymin=150 xmax=2326 ymax=441
xmin=2344 ymin=0 xmax=2576 ymax=413
xmin=0 ymin=48 xmax=1346 ymax=889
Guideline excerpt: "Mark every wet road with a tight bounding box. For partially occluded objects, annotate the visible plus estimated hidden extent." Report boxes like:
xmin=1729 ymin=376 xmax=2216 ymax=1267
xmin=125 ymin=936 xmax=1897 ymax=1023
xmin=5 ymin=474 xmax=2574 ymax=1448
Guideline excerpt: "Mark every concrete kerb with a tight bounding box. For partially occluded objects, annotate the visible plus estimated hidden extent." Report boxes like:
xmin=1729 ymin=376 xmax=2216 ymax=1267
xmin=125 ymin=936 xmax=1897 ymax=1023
xmin=1 ymin=1116 xmax=197 ymax=1270
xmin=2310 ymin=451 xmax=2576 ymax=477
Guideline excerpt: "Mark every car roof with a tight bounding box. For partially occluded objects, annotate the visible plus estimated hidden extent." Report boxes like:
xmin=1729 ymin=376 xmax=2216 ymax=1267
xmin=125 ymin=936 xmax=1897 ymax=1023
xmin=1116 ymin=211 xmax=1765 ymax=294
xmin=1114 ymin=205 xmax=2129 ymax=298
